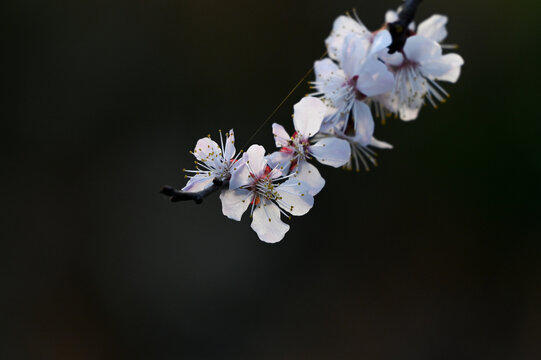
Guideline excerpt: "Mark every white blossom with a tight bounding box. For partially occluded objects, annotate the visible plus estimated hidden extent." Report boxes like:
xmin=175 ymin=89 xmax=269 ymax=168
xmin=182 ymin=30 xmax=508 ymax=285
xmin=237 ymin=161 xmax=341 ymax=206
xmin=316 ymin=111 xmax=393 ymax=172
xmin=325 ymin=14 xmax=371 ymax=61
xmin=182 ymin=129 xmax=241 ymax=192
xmin=268 ymin=97 xmax=350 ymax=196
xmin=380 ymin=11 xmax=464 ymax=120
xmin=314 ymin=30 xmax=395 ymax=115
xmin=312 ymin=29 xmax=395 ymax=171
xmin=220 ymin=145 xmax=314 ymax=243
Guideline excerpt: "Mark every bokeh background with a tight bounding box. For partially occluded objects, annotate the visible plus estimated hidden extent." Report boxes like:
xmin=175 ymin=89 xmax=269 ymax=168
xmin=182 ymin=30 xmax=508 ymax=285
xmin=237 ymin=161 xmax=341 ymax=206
xmin=2 ymin=0 xmax=541 ymax=359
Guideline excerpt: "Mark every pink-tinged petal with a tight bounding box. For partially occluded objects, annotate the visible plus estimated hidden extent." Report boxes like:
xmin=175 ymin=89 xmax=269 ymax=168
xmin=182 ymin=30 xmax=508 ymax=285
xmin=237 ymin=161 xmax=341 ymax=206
xmin=181 ymin=173 xmax=215 ymax=192
xmin=370 ymin=137 xmax=393 ymax=149
xmin=293 ymin=97 xmax=326 ymax=138
xmin=369 ymin=30 xmax=392 ymax=57
xmin=325 ymin=15 xmax=369 ymax=61
xmin=193 ymin=137 xmax=221 ymax=162
xmin=272 ymin=123 xmax=290 ymax=147
xmin=268 ymin=166 xmax=283 ymax=180
xmin=352 ymin=101 xmax=374 ymax=145
xmin=431 ymin=53 xmax=464 ymax=83
xmin=251 ymin=201 xmax=289 ymax=243
xmin=356 ymin=57 xmax=395 ymax=97
xmin=340 ymin=34 xmax=370 ymax=76
xmin=266 ymin=151 xmax=293 ymax=174
xmin=276 ymin=178 xmax=314 ymax=216
xmin=403 ymin=35 xmax=442 ymax=64
xmin=295 ymin=161 xmax=325 ymax=196
xmin=244 ymin=144 xmax=267 ymax=176
xmin=417 ymin=15 xmax=448 ymax=43
xmin=223 ymin=129 xmax=236 ymax=161
xmin=219 ymin=188 xmax=252 ymax=221
xmin=310 ymin=137 xmax=351 ymax=168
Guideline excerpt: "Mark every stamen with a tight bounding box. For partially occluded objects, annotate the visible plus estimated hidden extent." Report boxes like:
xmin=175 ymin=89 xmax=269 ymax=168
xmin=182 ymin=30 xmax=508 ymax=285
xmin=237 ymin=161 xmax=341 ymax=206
xmin=218 ymin=129 xmax=225 ymax=154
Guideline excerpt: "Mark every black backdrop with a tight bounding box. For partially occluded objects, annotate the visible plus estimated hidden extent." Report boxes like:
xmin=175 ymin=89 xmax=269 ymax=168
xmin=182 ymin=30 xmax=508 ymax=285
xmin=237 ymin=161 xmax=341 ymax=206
xmin=2 ymin=0 xmax=541 ymax=359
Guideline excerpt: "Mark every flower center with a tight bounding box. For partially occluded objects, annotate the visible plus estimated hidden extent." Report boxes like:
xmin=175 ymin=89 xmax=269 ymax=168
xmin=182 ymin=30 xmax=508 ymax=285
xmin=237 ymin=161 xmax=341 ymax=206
xmin=248 ymin=165 xmax=279 ymax=204
xmin=291 ymin=132 xmax=310 ymax=155
xmin=346 ymin=75 xmax=367 ymax=101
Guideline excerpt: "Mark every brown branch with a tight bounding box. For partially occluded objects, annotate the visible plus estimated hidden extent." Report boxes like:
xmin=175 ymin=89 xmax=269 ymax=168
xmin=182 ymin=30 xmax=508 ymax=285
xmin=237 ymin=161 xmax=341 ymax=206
xmin=387 ymin=0 xmax=423 ymax=53
xmin=160 ymin=178 xmax=229 ymax=204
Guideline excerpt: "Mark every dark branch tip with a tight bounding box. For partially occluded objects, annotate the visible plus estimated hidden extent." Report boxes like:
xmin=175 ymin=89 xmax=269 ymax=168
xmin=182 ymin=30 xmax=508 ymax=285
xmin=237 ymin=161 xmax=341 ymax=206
xmin=387 ymin=0 xmax=423 ymax=54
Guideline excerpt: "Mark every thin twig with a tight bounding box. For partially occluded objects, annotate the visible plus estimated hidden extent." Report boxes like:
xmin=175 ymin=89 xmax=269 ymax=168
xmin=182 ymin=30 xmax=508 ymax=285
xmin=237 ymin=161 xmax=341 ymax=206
xmin=387 ymin=0 xmax=423 ymax=53
xmin=160 ymin=178 xmax=229 ymax=204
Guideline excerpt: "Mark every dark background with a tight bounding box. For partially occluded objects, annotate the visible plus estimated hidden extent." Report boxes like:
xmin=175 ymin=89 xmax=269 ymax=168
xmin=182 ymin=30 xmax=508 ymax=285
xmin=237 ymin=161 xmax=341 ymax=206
xmin=2 ymin=0 xmax=540 ymax=359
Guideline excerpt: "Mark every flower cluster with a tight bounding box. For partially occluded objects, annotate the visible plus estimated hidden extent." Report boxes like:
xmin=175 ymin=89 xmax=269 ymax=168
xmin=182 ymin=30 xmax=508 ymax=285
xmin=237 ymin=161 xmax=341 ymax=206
xmin=172 ymin=5 xmax=464 ymax=243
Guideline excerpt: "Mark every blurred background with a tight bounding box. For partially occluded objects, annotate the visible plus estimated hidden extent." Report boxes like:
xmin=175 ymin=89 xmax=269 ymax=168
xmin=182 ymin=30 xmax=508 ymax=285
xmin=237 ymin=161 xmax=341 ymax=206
xmin=2 ymin=0 xmax=540 ymax=359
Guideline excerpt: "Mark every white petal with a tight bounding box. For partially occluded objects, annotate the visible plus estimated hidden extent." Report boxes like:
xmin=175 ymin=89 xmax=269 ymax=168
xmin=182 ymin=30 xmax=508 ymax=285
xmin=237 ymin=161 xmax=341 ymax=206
xmin=244 ymin=144 xmax=267 ymax=176
xmin=369 ymin=30 xmax=392 ymax=57
xmin=385 ymin=10 xmax=398 ymax=23
xmin=294 ymin=161 xmax=325 ymax=196
xmin=181 ymin=173 xmax=215 ymax=192
xmin=400 ymin=102 xmax=423 ymax=121
xmin=193 ymin=137 xmax=221 ymax=162
xmin=229 ymin=157 xmax=250 ymax=190
xmin=370 ymin=137 xmax=393 ymax=149
xmin=293 ymin=97 xmax=326 ymax=138
xmin=314 ymin=58 xmax=340 ymax=83
xmin=377 ymin=92 xmax=398 ymax=114
xmin=430 ymin=53 xmax=464 ymax=83
xmin=356 ymin=56 xmax=395 ymax=97
xmin=219 ymin=188 xmax=252 ymax=221
xmin=352 ymin=101 xmax=374 ymax=145
xmin=319 ymin=116 xmax=338 ymax=134
xmin=251 ymin=201 xmax=289 ymax=243
xmin=276 ymin=178 xmax=314 ymax=216
xmin=223 ymin=129 xmax=236 ymax=161
xmin=310 ymin=137 xmax=351 ymax=168
xmin=325 ymin=15 xmax=369 ymax=61
xmin=313 ymin=58 xmax=348 ymax=110
xmin=272 ymin=123 xmax=291 ymax=147
xmin=403 ymin=35 xmax=442 ymax=64
xmin=266 ymin=150 xmax=293 ymax=174
xmin=380 ymin=51 xmax=404 ymax=67
xmin=340 ymin=34 xmax=369 ymax=76
xmin=417 ymin=14 xmax=448 ymax=43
